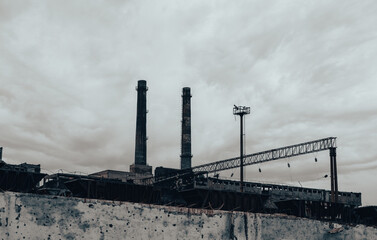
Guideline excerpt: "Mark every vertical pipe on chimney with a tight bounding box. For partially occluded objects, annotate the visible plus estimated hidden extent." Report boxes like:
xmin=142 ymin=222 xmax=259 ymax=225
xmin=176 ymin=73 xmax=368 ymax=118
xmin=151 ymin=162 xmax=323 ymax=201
xmin=181 ymin=87 xmax=192 ymax=169
xmin=134 ymin=80 xmax=148 ymax=166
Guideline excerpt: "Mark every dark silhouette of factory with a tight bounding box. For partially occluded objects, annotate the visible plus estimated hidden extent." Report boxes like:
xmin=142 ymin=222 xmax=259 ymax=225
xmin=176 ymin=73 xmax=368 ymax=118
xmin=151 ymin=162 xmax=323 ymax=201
xmin=0 ymin=80 xmax=375 ymax=226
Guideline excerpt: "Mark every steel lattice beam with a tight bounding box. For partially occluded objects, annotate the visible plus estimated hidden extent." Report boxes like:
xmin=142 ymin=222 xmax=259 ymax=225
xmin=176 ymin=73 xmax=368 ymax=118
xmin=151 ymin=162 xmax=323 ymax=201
xmin=147 ymin=137 xmax=337 ymax=185
xmin=191 ymin=137 xmax=337 ymax=174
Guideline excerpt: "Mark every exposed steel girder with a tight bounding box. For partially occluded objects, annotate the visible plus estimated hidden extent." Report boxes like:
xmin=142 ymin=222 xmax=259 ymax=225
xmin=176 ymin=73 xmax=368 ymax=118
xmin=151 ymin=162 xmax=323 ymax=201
xmin=191 ymin=137 xmax=337 ymax=174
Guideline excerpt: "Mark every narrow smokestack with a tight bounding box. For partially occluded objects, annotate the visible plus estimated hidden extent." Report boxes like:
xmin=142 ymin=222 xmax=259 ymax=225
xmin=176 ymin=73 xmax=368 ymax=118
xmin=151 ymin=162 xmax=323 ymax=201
xmin=181 ymin=87 xmax=192 ymax=169
xmin=0 ymin=147 xmax=2 ymax=160
xmin=134 ymin=80 xmax=148 ymax=166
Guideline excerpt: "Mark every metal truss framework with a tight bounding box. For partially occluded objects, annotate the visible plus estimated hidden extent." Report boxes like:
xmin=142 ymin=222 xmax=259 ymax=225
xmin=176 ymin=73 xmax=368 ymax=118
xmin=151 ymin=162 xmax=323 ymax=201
xmin=191 ymin=137 xmax=337 ymax=174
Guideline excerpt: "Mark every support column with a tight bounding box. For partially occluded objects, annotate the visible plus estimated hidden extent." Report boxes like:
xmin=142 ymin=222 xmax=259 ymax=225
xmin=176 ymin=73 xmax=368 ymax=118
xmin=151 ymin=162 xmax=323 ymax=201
xmin=329 ymin=148 xmax=338 ymax=203
xmin=240 ymin=114 xmax=244 ymax=193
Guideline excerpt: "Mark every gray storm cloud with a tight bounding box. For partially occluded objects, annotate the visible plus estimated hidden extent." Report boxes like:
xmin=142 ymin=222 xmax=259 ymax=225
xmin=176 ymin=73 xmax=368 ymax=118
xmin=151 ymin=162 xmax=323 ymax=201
xmin=0 ymin=0 xmax=376 ymax=205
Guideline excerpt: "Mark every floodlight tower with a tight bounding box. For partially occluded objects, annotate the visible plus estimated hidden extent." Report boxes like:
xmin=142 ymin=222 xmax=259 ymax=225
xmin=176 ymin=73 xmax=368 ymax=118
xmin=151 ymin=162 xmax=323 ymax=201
xmin=233 ymin=105 xmax=250 ymax=192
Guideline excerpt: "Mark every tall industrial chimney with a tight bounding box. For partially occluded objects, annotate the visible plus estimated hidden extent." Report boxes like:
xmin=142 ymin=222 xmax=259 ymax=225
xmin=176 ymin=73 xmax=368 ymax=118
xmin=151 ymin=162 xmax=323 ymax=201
xmin=181 ymin=87 xmax=192 ymax=169
xmin=0 ymin=147 xmax=2 ymax=160
xmin=130 ymin=80 xmax=152 ymax=175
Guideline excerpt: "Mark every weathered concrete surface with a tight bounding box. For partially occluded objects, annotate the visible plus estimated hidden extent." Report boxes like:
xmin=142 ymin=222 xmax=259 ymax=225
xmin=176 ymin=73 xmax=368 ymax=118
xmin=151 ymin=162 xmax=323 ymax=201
xmin=0 ymin=192 xmax=375 ymax=240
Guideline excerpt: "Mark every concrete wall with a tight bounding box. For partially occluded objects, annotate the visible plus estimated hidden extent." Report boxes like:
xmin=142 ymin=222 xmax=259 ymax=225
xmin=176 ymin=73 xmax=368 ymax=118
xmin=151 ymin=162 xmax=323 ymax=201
xmin=0 ymin=192 xmax=375 ymax=240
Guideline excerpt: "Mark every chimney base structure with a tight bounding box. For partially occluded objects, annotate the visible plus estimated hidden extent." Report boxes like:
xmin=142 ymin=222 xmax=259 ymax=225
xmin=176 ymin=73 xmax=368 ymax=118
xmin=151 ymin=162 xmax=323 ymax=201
xmin=130 ymin=164 xmax=152 ymax=175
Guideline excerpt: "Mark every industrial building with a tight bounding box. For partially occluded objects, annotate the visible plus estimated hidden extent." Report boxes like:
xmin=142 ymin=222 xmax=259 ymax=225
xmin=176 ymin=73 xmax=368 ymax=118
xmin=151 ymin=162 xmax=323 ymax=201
xmin=0 ymin=80 xmax=374 ymax=227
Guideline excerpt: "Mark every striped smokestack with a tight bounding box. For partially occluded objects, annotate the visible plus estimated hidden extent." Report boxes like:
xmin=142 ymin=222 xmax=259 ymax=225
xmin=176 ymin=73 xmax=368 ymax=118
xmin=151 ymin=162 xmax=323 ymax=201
xmin=181 ymin=87 xmax=192 ymax=169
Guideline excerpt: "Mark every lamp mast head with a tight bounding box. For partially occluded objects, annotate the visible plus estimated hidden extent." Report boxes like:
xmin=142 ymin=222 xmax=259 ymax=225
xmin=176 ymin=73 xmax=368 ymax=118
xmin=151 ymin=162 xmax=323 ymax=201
xmin=233 ymin=105 xmax=250 ymax=116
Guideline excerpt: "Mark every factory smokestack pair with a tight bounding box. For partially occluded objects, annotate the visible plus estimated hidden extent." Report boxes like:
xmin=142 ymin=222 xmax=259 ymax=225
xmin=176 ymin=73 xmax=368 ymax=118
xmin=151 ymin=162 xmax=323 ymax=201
xmin=132 ymin=80 xmax=192 ymax=171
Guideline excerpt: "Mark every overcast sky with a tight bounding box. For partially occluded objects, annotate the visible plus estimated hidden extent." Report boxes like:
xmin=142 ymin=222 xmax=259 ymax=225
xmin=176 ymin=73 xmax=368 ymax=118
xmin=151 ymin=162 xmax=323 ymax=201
xmin=1 ymin=1 xmax=376 ymax=205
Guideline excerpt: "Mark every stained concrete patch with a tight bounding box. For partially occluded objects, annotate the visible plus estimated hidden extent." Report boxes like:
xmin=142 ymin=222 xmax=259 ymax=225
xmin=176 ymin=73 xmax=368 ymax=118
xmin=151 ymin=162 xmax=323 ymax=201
xmin=19 ymin=194 xmax=82 ymax=227
xmin=64 ymin=232 xmax=76 ymax=240
xmin=222 ymin=213 xmax=234 ymax=239
xmin=80 ymin=221 xmax=91 ymax=232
